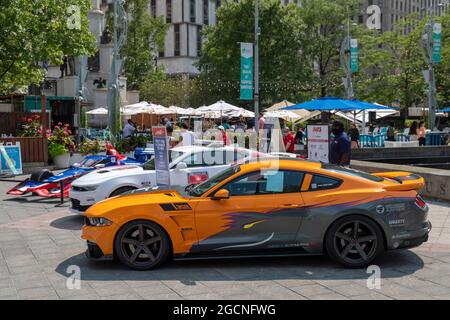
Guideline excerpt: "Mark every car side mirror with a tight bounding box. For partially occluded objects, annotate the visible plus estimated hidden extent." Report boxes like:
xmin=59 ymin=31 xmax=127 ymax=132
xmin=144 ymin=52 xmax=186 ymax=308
xmin=176 ymin=162 xmax=187 ymax=170
xmin=95 ymin=164 xmax=105 ymax=169
xmin=212 ymin=189 xmax=229 ymax=200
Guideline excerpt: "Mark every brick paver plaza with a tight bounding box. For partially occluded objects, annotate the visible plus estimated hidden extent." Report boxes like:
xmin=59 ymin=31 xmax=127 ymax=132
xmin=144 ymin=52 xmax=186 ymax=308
xmin=1 ymin=177 xmax=450 ymax=300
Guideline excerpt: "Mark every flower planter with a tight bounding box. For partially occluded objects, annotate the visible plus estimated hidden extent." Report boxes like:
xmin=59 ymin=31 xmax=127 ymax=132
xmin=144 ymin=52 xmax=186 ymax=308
xmin=53 ymin=153 xmax=70 ymax=169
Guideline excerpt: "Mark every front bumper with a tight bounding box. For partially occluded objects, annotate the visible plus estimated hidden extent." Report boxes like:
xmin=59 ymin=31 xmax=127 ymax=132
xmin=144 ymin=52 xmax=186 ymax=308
xmin=85 ymin=241 xmax=113 ymax=260
xmin=69 ymin=198 xmax=91 ymax=214
xmin=81 ymin=223 xmax=117 ymax=258
xmin=69 ymin=188 xmax=98 ymax=207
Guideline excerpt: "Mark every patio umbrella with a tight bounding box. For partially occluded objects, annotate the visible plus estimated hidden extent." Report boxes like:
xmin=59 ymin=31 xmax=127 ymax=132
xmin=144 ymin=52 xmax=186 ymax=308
xmin=168 ymin=106 xmax=190 ymax=115
xmin=282 ymin=96 xmax=396 ymax=111
xmin=439 ymin=107 xmax=450 ymax=113
xmin=266 ymin=100 xmax=294 ymax=111
xmin=264 ymin=110 xmax=301 ymax=121
xmin=86 ymin=107 xmax=108 ymax=114
xmin=227 ymin=108 xmax=255 ymax=118
xmin=199 ymin=100 xmax=241 ymax=113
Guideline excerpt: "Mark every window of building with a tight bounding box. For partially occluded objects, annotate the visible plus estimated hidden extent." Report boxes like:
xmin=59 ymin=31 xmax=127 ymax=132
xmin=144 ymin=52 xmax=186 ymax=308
xmin=190 ymin=0 xmax=196 ymax=23
xmin=197 ymin=26 xmax=202 ymax=56
xmin=150 ymin=0 xmax=156 ymax=18
xmin=203 ymin=0 xmax=209 ymax=25
xmin=174 ymin=24 xmax=180 ymax=56
xmin=166 ymin=0 xmax=172 ymax=23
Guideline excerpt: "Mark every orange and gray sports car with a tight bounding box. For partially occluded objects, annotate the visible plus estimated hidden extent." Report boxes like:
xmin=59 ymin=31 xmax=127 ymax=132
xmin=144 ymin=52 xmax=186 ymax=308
xmin=81 ymin=159 xmax=431 ymax=270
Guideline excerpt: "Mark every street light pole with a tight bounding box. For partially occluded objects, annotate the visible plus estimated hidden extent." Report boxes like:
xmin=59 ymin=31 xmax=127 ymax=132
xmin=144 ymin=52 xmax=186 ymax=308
xmin=254 ymin=0 xmax=260 ymax=135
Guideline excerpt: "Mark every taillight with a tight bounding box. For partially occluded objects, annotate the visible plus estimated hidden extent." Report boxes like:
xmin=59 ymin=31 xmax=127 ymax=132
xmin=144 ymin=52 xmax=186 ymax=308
xmin=415 ymin=195 xmax=426 ymax=209
xmin=188 ymin=172 xmax=209 ymax=185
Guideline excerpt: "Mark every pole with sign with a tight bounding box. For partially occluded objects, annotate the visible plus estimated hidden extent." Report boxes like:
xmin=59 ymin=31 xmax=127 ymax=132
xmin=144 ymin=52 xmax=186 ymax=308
xmin=240 ymin=42 xmax=254 ymax=101
xmin=433 ymin=22 xmax=442 ymax=63
xmin=350 ymin=38 xmax=359 ymax=73
xmin=152 ymin=126 xmax=171 ymax=188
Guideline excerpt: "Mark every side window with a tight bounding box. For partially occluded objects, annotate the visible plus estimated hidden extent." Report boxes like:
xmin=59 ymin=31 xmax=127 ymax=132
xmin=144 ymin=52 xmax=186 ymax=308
xmin=223 ymin=170 xmax=304 ymax=196
xmin=309 ymin=175 xmax=341 ymax=191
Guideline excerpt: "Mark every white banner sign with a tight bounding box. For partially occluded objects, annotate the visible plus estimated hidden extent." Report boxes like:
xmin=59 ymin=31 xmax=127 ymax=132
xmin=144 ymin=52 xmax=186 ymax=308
xmin=307 ymin=124 xmax=330 ymax=164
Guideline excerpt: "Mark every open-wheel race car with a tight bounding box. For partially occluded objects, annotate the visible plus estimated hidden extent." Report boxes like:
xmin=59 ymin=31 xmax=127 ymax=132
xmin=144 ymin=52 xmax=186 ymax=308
xmin=6 ymin=147 xmax=151 ymax=198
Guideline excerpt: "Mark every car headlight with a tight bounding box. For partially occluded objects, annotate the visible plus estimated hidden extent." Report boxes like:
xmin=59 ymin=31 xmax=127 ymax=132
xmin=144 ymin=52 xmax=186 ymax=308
xmin=87 ymin=217 xmax=113 ymax=227
xmin=74 ymin=185 xmax=98 ymax=192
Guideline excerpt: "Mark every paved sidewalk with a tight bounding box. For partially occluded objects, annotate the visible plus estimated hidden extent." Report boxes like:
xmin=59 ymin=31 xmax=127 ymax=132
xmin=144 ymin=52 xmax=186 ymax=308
xmin=1 ymin=178 xmax=450 ymax=300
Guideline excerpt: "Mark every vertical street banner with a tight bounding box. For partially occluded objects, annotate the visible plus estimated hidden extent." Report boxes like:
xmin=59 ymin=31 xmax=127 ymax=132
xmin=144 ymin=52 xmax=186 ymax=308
xmin=0 ymin=143 xmax=22 ymax=175
xmin=433 ymin=23 xmax=442 ymax=63
xmin=240 ymin=42 xmax=253 ymax=100
xmin=350 ymin=38 xmax=359 ymax=73
xmin=307 ymin=124 xmax=330 ymax=164
xmin=152 ymin=126 xmax=171 ymax=188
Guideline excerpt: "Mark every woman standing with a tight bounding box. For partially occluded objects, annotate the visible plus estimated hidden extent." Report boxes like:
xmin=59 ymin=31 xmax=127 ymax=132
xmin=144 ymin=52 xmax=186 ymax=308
xmin=409 ymin=121 xmax=419 ymax=141
xmin=418 ymin=121 xmax=427 ymax=146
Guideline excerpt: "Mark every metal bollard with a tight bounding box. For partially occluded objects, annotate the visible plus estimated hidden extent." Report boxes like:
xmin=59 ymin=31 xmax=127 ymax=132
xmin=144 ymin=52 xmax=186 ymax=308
xmin=60 ymin=180 xmax=64 ymax=204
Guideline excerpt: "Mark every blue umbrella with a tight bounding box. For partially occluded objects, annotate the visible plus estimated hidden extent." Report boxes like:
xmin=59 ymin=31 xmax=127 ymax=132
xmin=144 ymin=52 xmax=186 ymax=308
xmin=282 ymin=96 xmax=396 ymax=111
xmin=439 ymin=107 xmax=450 ymax=113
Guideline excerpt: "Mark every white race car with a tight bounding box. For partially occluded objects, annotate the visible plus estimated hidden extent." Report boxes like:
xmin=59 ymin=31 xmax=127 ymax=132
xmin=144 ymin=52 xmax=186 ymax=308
xmin=69 ymin=145 xmax=266 ymax=214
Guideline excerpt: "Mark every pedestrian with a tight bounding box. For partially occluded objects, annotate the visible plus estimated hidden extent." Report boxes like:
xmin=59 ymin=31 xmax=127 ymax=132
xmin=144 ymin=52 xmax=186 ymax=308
xmin=409 ymin=121 xmax=419 ymax=141
xmin=283 ymin=127 xmax=295 ymax=153
xmin=258 ymin=112 xmax=265 ymax=130
xmin=166 ymin=125 xmax=177 ymax=148
xmin=123 ymin=119 xmax=136 ymax=138
xmin=222 ymin=118 xmax=230 ymax=130
xmin=386 ymin=122 xmax=396 ymax=142
xmin=348 ymin=123 xmax=360 ymax=149
xmin=418 ymin=121 xmax=427 ymax=146
xmin=218 ymin=125 xmax=230 ymax=146
xmin=294 ymin=127 xmax=304 ymax=145
xmin=329 ymin=120 xmax=351 ymax=166
xmin=178 ymin=122 xmax=195 ymax=146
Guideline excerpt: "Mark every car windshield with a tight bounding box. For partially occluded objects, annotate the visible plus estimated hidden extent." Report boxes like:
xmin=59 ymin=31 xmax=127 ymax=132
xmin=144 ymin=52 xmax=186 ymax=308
xmin=78 ymin=157 xmax=103 ymax=168
xmin=322 ymin=165 xmax=384 ymax=182
xmin=142 ymin=151 xmax=178 ymax=170
xmin=187 ymin=165 xmax=241 ymax=197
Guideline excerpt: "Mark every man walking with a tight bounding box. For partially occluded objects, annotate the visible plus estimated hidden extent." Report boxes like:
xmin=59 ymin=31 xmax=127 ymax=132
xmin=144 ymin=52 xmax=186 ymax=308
xmin=329 ymin=121 xmax=351 ymax=166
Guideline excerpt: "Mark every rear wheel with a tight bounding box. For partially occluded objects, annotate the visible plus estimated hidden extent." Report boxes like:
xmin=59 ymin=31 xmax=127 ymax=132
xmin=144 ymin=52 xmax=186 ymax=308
xmin=30 ymin=169 xmax=54 ymax=182
xmin=326 ymin=215 xmax=383 ymax=268
xmin=109 ymin=186 xmax=136 ymax=197
xmin=115 ymin=220 xmax=170 ymax=270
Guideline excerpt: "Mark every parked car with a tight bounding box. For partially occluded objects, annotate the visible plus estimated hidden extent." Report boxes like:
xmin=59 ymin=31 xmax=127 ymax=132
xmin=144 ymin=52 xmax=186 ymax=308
xmin=6 ymin=148 xmax=150 ymax=198
xmin=81 ymin=159 xmax=431 ymax=270
xmin=69 ymin=145 xmax=267 ymax=214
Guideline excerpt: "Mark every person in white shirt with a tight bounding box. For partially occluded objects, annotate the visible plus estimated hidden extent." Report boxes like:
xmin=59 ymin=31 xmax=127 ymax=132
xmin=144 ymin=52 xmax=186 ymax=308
xmin=179 ymin=122 xmax=195 ymax=146
xmin=123 ymin=119 xmax=136 ymax=138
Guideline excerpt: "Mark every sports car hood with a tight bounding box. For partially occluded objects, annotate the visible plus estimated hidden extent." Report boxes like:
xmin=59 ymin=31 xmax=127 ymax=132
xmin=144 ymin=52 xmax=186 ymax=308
xmin=86 ymin=189 xmax=190 ymax=217
xmin=72 ymin=165 xmax=144 ymax=186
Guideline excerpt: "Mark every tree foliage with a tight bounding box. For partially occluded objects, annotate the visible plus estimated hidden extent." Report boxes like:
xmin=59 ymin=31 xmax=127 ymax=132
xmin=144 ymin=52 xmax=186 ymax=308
xmin=121 ymin=0 xmax=168 ymax=90
xmin=0 ymin=0 xmax=97 ymax=94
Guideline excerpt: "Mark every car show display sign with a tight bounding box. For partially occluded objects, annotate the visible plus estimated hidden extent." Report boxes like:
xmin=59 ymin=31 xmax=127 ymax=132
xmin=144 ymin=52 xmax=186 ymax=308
xmin=152 ymin=126 xmax=171 ymax=187
xmin=0 ymin=142 xmax=22 ymax=175
xmin=240 ymin=42 xmax=253 ymax=100
xmin=307 ymin=124 xmax=330 ymax=164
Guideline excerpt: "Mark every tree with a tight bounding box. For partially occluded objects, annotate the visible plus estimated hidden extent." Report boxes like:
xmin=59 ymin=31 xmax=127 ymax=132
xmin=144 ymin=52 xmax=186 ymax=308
xmin=354 ymin=15 xmax=430 ymax=111
xmin=121 ymin=0 xmax=167 ymax=90
xmin=0 ymin=0 xmax=97 ymax=94
xmin=197 ymin=0 xmax=313 ymax=108
xmin=299 ymin=0 xmax=363 ymax=98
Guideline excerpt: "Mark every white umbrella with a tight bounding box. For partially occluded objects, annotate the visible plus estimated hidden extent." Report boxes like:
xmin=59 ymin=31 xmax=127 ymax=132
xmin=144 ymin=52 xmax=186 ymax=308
xmin=199 ymin=100 xmax=241 ymax=113
xmin=264 ymin=110 xmax=301 ymax=120
xmin=86 ymin=107 xmax=108 ymax=115
xmin=168 ymin=106 xmax=190 ymax=115
xmin=227 ymin=108 xmax=255 ymax=118
xmin=185 ymin=107 xmax=202 ymax=116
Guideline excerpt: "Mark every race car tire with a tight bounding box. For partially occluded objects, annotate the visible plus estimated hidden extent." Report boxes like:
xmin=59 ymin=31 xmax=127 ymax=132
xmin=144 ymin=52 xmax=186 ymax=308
xmin=30 ymin=169 xmax=54 ymax=182
xmin=115 ymin=220 xmax=171 ymax=270
xmin=325 ymin=215 xmax=384 ymax=268
xmin=109 ymin=186 xmax=137 ymax=198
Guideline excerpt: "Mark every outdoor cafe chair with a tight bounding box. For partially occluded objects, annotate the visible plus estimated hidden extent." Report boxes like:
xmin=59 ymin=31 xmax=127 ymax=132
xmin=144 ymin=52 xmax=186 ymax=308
xmin=374 ymin=134 xmax=386 ymax=147
xmin=359 ymin=135 xmax=374 ymax=148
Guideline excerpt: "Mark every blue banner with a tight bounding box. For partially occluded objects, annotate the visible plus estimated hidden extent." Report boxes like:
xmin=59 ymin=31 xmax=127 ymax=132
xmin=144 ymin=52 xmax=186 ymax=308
xmin=152 ymin=127 xmax=171 ymax=187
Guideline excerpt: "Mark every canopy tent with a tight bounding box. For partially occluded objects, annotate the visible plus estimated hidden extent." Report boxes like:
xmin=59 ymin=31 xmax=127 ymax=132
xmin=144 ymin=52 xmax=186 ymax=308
xmin=266 ymin=100 xmax=294 ymax=111
xmin=335 ymin=108 xmax=399 ymax=124
xmin=282 ymin=96 xmax=397 ymax=111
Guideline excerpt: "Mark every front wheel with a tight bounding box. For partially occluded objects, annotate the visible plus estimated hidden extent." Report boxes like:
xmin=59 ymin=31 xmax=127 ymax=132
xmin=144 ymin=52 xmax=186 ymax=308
xmin=115 ymin=220 xmax=170 ymax=270
xmin=325 ymin=215 xmax=384 ymax=268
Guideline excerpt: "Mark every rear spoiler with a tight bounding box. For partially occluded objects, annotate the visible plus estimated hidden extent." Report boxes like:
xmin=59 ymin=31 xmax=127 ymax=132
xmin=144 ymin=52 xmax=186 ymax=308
xmin=373 ymin=172 xmax=425 ymax=191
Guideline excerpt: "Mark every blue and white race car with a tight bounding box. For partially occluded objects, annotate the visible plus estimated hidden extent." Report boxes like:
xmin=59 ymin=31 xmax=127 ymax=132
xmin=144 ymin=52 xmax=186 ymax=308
xmin=7 ymin=148 xmax=150 ymax=198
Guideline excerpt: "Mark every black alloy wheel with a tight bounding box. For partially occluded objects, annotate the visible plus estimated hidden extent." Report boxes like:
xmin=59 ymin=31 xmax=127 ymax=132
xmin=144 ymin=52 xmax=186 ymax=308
xmin=115 ymin=220 xmax=170 ymax=270
xmin=326 ymin=215 xmax=383 ymax=268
